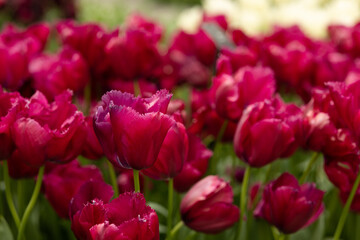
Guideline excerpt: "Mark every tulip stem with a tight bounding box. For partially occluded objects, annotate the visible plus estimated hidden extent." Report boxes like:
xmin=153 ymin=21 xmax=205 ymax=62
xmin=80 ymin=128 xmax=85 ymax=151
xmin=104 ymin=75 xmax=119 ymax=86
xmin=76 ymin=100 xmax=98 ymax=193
xmin=3 ymin=161 xmax=20 ymax=228
xmin=211 ymin=120 xmax=228 ymax=174
xmin=167 ymin=220 xmax=183 ymax=240
xmin=299 ymin=152 xmax=320 ymax=184
xmin=17 ymin=165 xmax=45 ymax=240
xmin=333 ymin=170 xmax=360 ymax=240
xmin=167 ymin=179 xmax=174 ymax=239
xmin=235 ymin=165 xmax=251 ymax=240
xmin=134 ymin=80 xmax=141 ymax=97
xmin=84 ymin=82 xmax=91 ymax=116
xmin=133 ymin=170 xmax=140 ymax=192
xmin=107 ymin=161 xmax=119 ymax=197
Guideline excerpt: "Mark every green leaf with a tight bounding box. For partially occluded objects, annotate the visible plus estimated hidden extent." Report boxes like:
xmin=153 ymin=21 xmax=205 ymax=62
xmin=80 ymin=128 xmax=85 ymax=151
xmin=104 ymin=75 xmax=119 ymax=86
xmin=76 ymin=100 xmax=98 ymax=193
xmin=0 ymin=216 xmax=14 ymax=240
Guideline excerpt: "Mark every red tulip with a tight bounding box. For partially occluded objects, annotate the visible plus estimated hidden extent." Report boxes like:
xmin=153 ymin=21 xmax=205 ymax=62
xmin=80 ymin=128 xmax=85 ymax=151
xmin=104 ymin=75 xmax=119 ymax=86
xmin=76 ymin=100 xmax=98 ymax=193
xmin=42 ymin=160 xmax=103 ymax=218
xmin=215 ymin=66 xmax=276 ymax=121
xmin=0 ymin=88 xmax=25 ymax=160
xmin=94 ymin=90 xmax=177 ymax=170
xmin=29 ymin=47 xmax=90 ymax=100
xmin=70 ymin=181 xmax=159 ymax=240
xmin=234 ymin=97 xmax=296 ymax=167
xmin=81 ymin=116 xmax=103 ymax=160
xmin=254 ymin=173 xmax=324 ymax=234
xmin=180 ymin=175 xmax=239 ymax=234
xmin=0 ymin=23 xmax=49 ymax=90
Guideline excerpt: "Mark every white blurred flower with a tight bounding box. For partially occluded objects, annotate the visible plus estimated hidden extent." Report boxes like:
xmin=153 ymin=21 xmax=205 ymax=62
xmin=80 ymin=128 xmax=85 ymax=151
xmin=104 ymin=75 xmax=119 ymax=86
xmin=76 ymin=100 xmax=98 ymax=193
xmin=177 ymin=7 xmax=203 ymax=34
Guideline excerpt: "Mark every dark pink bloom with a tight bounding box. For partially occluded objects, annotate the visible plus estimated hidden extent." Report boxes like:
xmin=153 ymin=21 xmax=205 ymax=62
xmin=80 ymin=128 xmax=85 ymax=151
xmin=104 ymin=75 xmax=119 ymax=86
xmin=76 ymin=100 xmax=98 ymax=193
xmin=56 ymin=21 xmax=118 ymax=76
xmin=141 ymin=121 xmax=188 ymax=180
xmin=180 ymin=175 xmax=239 ymax=234
xmin=70 ymin=181 xmax=159 ymax=240
xmin=174 ymin=132 xmax=212 ymax=192
xmin=0 ymin=88 xmax=25 ymax=160
xmin=0 ymin=23 xmax=49 ymax=90
xmin=254 ymin=173 xmax=324 ymax=234
xmin=106 ymin=28 xmax=161 ymax=80
xmin=42 ymin=160 xmax=103 ymax=218
xmin=215 ymin=66 xmax=276 ymax=121
xmin=29 ymin=47 xmax=90 ymax=100
xmin=90 ymin=192 xmax=159 ymax=240
xmin=107 ymin=78 xmax=157 ymax=98
xmin=8 ymin=90 xmax=86 ymax=178
xmin=94 ymin=90 xmax=177 ymax=170
xmin=125 ymin=14 xmax=163 ymax=43
xmin=234 ymin=98 xmax=297 ymax=167
xmin=216 ymin=47 xmax=258 ymax=75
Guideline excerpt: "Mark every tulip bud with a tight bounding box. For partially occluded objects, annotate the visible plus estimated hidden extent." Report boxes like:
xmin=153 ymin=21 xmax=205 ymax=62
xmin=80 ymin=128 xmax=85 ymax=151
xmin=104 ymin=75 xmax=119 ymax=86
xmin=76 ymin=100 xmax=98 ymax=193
xmin=254 ymin=173 xmax=324 ymax=234
xmin=180 ymin=175 xmax=239 ymax=234
xmin=234 ymin=98 xmax=296 ymax=167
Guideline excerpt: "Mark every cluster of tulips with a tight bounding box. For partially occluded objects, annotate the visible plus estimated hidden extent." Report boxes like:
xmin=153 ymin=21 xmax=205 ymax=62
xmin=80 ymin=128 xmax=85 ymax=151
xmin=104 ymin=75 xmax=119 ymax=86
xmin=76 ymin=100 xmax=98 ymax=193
xmin=2 ymin=12 xmax=360 ymax=240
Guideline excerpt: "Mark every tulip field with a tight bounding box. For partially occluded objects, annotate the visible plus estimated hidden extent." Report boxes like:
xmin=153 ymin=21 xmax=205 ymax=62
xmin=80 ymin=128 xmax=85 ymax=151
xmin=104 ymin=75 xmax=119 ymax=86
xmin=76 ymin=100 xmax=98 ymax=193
xmin=2 ymin=0 xmax=360 ymax=240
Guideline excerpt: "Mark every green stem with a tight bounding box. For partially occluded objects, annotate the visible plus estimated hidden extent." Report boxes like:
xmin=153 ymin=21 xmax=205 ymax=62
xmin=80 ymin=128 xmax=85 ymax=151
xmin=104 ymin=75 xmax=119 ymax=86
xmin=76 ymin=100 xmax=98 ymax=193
xmin=133 ymin=170 xmax=140 ymax=193
xmin=107 ymin=161 xmax=119 ymax=197
xmin=3 ymin=161 xmax=20 ymax=228
xmin=84 ymin=82 xmax=92 ymax=116
xmin=234 ymin=165 xmax=251 ymax=240
xmin=333 ymin=171 xmax=360 ymax=240
xmin=134 ymin=80 xmax=141 ymax=97
xmin=167 ymin=179 xmax=174 ymax=240
xmin=299 ymin=152 xmax=319 ymax=184
xmin=211 ymin=120 xmax=228 ymax=174
xmin=17 ymin=165 xmax=45 ymax=240
xmin=167 ymin=221 xmax=184 ymax=240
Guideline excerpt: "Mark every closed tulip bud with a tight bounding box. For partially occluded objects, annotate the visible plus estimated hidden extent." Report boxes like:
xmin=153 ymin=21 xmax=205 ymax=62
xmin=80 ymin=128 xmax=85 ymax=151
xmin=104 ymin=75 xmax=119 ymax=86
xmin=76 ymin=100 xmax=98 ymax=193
xmin=180 ymin=175 xmax=239 ymax=234
xmin=254 ymin=173 xmax=324 ymax=234
xmin=94 ymin=90 xmax=176 ymax=170
xmin=234 ymin=98 xmax=296 ymax=167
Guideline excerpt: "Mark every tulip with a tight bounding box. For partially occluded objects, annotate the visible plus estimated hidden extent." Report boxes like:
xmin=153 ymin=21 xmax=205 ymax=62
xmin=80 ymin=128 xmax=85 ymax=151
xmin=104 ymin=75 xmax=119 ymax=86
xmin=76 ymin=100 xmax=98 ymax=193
xmin=215 ymin=66 xmax=276 ymax=121
xmin=233 ymin=98 xmax=296 ymax=168
xmin=180 ymin=175 xmax=239 ymax=234
xmin=0 ymin=23 xmax=49 ymax=90
xmin=141 ymin=121 xmax=188 ymax=180
xmin=29 ymin=47 xmax=90 ymax=100
xmin=56 ymin=21 xmax=118 ymax=76
xmin=42 ymin=160 xmax=103 ymax=218
xmin=8 ymin=90 xmax=86 ymax=178
xmin=173 ymin=132 xmax=212 ymax=192
xmin=0 ymin=89 xmax=25 ymax=160
xmin=94 ymin=90 xmax=176 ymax=170
xmin=254 ymin=173 xmax=324 ymax=234
xmin=69 ymin=181 xmax=159 ymax=240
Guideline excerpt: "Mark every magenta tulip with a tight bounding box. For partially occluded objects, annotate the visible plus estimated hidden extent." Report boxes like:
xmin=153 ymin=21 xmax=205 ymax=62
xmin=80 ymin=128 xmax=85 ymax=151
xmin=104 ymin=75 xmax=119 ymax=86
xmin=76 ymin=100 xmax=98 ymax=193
xmin=180 ymin=175 xmax=239 ymax=234
xmin=254 ymin=173 xmax=324 ymax=234
xmin=94 ymin=90 xmax=177 ymax=170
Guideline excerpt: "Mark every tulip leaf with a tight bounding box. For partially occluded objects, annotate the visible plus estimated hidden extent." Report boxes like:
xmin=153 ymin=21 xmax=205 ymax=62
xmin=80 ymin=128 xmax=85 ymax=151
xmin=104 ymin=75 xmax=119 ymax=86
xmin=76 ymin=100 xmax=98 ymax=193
xmin=148 ymin=201 xmax=168 ymax=217
xmin=0 ymin=216 xmax=14 ymax=240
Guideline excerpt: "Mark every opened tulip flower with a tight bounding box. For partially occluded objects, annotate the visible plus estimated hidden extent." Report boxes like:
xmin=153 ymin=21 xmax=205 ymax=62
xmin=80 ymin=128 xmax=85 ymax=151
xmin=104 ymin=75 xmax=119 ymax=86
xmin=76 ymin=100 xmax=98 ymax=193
xmin=215 ymin=66 xmax=276 ymax=121
xmin=69 ymin=180 xmax=159 ymax=240
xmin=94 ymin=89 xmax=177 ymax=170
xmin=180 ymin=175 xmax=239 ymax=234
xmin=8 ymin=90 xmax=86 ymax=178
xmin=254 ymin=172 xmax=324 ymax=234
